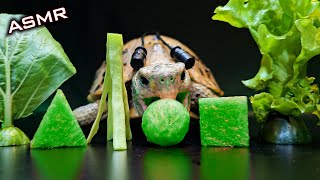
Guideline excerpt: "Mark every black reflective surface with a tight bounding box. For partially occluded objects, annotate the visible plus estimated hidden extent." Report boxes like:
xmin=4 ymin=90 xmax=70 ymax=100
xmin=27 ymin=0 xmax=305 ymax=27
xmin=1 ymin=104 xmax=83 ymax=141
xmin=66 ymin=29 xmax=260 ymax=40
xmin=1 ymin=141 xmax=320 ymax=180
xmin=0 ymin=115 xmax=318 ymax=180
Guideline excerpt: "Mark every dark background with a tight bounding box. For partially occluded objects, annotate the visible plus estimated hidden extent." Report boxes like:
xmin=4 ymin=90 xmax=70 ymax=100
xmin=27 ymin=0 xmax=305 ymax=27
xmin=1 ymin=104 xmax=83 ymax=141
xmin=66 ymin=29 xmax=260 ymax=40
xmin=3 ymin=2 xmax=320 ymax=179
xmin=2 ymin=0 xmax=320 ymax=106
xmin=1 ymin=0 xmax=262 ymax=107
xmin=1 ymin=0 xmax=320 ymax=139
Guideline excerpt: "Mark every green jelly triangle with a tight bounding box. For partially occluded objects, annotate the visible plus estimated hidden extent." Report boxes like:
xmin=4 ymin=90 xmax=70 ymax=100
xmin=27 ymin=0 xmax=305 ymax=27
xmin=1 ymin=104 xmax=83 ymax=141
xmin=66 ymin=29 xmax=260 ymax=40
xmin=30 ymin=89 xmax=87 ymax=148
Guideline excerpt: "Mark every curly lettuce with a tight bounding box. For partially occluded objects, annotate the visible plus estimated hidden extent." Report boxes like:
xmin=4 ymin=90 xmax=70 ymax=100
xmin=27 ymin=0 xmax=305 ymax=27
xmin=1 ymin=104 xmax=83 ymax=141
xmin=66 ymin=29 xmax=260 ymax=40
xmin=213 ymin=0 xmax=320 ymax=123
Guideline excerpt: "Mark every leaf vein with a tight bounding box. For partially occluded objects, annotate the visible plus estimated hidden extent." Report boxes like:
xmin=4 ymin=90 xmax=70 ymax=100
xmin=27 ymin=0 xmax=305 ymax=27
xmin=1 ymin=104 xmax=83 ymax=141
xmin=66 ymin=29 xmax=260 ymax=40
xmin=12 ymin=45 xmax=58 ymax=96
xmin=17 ymin=60 xmax=59 ymax=118
xmin=0 ymin=88 xmax=4 ymax=97
xmin=7 ymin=33 xmax=24 ymax=63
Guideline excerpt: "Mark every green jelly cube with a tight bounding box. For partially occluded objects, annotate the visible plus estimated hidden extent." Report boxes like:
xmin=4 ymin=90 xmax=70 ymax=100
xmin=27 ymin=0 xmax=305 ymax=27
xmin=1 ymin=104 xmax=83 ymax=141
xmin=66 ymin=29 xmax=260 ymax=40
xmin=199 ymin=96 xmax=249 ymax=147
xmin=30 ymin=89 xmax=87 ymax=148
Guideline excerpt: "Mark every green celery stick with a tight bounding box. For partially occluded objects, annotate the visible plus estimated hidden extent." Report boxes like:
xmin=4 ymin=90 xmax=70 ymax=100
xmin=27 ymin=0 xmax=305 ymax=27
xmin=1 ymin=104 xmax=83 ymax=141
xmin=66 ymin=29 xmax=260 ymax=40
xmin=108 ymin=33 xmax=127 ymax=150
xmin=87 ymin=33 xmax=132 ymax=150
xmin=106 ymin=43 xmax=113 ymax=140
xmin=107 ymin=86 xmax=113 ymax=140
xmin=87 ymin=66 xmax=110 ymax=143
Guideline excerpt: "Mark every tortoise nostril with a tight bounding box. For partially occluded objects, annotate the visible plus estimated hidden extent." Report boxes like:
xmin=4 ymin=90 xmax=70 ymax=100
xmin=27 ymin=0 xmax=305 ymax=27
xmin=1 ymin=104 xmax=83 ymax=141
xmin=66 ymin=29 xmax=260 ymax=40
xmin=160 ymin=78 xmax=164 ymax=83
xmin=140 ymin=76 xmax=149 ymax=86
xmin=181 ymin=71 xmax=186 ymax=81
xmin=170 ymin=77 xmax=174 ymax=81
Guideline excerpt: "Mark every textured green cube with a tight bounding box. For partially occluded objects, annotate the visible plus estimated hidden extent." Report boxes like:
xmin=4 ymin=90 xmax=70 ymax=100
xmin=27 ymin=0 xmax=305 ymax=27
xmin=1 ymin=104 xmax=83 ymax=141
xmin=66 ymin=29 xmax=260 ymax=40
xmin=30 ymin=89 xmax=87 ymax=148
xmin=199 ymin=96 xmax=249 ymax=147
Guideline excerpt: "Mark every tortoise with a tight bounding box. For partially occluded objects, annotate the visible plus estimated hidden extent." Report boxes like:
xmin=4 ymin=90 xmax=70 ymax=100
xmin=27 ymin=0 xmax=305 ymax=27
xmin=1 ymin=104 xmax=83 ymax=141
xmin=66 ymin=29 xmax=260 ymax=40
xmin=73 ymin=34 xmax=224 ymax=126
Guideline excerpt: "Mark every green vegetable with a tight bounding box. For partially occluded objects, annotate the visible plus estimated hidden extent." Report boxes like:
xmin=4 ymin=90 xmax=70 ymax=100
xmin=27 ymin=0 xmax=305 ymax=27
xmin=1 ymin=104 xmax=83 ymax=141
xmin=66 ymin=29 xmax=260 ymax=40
xmin=0 ymin=14 xmax=76 ymax=146
xmin=87 ymin=33 xmax=131 ymax=150
xmin=86 ymin=57 xmax=110 ymax=143
xmin=142 ymin=99 xmax=190 ymax=146
xmin=213 ymin=0 xmax=320 ymax=123
xmin=30 ymin=90 xmax=87 ymax=148
xmin=0 ymin=127 xmax=30 ymax=146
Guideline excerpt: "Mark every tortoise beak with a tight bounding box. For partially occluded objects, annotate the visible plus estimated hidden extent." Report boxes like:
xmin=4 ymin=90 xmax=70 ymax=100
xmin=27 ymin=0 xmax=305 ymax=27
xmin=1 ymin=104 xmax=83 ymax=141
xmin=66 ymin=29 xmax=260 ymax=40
xmin=159 ymin=90 xmax=178 ymax=100
xmin=159 ymin=91 xmax=190 ymax=111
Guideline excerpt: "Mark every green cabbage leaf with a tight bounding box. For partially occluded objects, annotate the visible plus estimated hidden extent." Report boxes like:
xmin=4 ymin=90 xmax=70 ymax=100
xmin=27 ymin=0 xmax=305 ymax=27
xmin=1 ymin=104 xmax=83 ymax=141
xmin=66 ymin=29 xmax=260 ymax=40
xmin=0 ymin=14 xmax=76 ymax=130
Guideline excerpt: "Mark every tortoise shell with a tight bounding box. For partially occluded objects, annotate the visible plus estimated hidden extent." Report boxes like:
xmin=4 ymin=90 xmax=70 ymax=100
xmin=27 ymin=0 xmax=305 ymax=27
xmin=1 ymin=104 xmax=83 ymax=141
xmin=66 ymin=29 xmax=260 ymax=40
xmin=88 ymin=35 xmax=223 ymax=101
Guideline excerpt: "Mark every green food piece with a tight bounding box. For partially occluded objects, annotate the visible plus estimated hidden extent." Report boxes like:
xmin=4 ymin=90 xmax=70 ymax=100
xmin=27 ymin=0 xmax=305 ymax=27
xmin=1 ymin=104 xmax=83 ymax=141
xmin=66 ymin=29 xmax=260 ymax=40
xmin=142 ymin=99 xmax=190 ymax=146
xmin=30 ymin=90 xmax=87 ymax=148
xmin=0 ymin=14 xmax=76 ymax=146
xmin=199 ymin=97 xmax=249 ymax=147
xmin=31 ymin=147 xmax=86 ymax=180
xmin=87 ymin=33 xmax=131 ymax=150
xmin=108 ymin=33 xmax=129 ymax=150
xmin=213 ymin=0 xmax=320 ymax=123
xmin=86 ymin=59 xmax=110 ymax=143
xmin=0 ymin=127 xmax=30 ymax=146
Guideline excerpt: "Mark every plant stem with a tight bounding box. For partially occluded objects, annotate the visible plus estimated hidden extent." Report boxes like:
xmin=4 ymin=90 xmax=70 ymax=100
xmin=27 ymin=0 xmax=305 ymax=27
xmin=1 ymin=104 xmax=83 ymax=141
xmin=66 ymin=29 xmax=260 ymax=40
xmin=3 ymin=94 xmax=12 ymax=128
xmin=2 ymin=40 xmax=12 ymax=128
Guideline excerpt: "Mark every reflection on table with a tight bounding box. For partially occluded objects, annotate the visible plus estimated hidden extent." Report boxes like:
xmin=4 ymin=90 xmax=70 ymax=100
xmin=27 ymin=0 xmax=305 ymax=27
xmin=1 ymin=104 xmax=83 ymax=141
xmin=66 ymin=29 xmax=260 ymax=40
xmin=31 ymin=147 xmax=86 ymax=180
xmin=0 ymin=142 xmax=319 ymax=179
xmin=201 ymin=147 xmax=249 ymax=179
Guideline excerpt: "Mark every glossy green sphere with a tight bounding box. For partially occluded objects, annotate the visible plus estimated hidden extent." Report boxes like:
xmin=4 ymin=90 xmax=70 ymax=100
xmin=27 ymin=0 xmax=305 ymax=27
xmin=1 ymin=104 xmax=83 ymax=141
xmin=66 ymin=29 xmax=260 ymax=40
xmin=142 ymin=99 xmax=190 ymax=146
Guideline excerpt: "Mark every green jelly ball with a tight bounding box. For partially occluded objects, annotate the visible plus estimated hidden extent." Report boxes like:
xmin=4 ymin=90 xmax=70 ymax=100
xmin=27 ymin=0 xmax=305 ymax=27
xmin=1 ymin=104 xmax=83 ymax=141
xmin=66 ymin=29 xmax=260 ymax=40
xmin=142 ymin=99 xmax=190 ymax=146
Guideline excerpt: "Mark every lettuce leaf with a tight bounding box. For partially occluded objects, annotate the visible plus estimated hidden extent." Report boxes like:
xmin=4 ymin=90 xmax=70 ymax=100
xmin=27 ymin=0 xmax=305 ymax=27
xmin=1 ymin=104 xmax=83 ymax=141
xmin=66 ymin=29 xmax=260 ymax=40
xmin=0 ymin=14 xmax=76 ymax=128
xmin=213 ymin=0 xmax=320 ymax=122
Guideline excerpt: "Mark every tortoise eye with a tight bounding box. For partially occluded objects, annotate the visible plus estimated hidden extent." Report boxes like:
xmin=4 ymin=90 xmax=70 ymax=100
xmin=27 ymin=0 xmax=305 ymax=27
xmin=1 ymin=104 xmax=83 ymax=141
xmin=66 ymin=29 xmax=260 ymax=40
xmin=140 ymin=76 xmax=149 ymax=86
xmin=181 ymin=71 xmax=186 ymax=81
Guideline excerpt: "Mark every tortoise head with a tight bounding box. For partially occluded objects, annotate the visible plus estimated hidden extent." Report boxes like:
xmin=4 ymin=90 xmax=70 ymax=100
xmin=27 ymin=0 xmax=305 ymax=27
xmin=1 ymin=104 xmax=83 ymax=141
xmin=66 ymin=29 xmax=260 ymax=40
xmin=130 ymin=36 xmax=194 ymax=116
xmin=131 ymin=62 xmax=192 ymax=116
